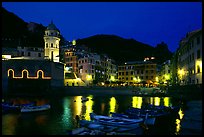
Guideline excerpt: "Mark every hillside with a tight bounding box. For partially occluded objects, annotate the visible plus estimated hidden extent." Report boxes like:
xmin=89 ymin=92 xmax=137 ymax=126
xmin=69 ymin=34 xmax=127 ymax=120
xmin=2 ymin=7 xmax=173 ymax=65
xmin=76 ymin=35 xmax=173 ymax=64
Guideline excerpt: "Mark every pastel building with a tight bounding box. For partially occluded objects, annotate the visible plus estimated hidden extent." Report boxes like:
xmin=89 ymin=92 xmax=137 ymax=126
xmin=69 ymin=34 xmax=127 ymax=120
xmin=118 ymin=61 xmax=157 ymax=86
xmin=177 ymin=29 xmax=202 ymax=85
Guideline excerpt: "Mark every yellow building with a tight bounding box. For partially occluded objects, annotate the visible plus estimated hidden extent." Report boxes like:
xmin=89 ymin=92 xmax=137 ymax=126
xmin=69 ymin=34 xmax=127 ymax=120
xmin=64 ymin=66 xmax=86 ymax=86
xmin=177 ymin=29 xmax=202 ymax=85
xmin=118 ymin=61 xmax=157 ymax=86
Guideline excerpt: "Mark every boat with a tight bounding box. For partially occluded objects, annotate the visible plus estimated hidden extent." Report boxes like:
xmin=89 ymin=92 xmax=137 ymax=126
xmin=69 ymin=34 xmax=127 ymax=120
xmin=79 ymin=120 xmax=117 ymax=132
xmin=21 ymin=104 xmax=51 ymax=113
xmin=110 ymin=111 xmax=155 ymax=126
xmin=2 ymin=102 xmax=35 ymax=113
xmin=79 ymin=119 xmax=143 ymax=135
xmin=90 ymin=113 xmax=143 ymax=128
xmin=125 ymin=104 xmax=180 ymax=125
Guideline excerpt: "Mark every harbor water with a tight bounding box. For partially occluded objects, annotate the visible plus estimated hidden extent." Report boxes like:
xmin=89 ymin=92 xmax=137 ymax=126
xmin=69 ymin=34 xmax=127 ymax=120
xmin=2 ymin=93 xmax=185 ymax=135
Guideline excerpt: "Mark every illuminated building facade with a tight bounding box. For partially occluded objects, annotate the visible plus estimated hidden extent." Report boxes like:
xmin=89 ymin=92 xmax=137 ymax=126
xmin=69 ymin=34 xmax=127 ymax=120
xmin=17 ymin=46 xmax=44 ymax=59
xmin=177 ymin=29 xmax=202 ymax=85
xmin=158 ymin=60 xmax=171 ymax=85
xmin=2 ymin=59 xmax=64 ymax=92
xmin=78 ymin=53 xmax=117 ymax=85
xmin=78 ymin=54 xmax=96 ymax=85
xmin=64 ymin=48 xmax=78 ymax=74
xmin=118 ymin=61 xmax=157 ymax=86
xmin=44 ymin=21 xmax=60 ymax=62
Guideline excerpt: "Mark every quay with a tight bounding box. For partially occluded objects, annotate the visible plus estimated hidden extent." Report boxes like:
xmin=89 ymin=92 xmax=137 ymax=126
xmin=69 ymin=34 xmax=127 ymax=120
xmin=180 ymin=100 xmax=202 ymax=135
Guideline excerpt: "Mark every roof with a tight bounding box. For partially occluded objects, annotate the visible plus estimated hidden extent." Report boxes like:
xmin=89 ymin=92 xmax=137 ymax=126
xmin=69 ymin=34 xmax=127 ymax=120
xmin=46 ymin=20 xmax=59 ymax=31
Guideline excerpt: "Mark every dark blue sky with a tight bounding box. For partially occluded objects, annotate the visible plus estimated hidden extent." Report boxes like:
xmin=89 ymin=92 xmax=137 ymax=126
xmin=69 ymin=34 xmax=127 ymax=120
xmin=2 ymin=2 xmax=202 ymax=52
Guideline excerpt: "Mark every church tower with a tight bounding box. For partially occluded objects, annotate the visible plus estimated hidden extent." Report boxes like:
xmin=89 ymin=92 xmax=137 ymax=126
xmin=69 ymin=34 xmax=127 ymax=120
xmin=44 ymin=21 xmax=60 ymax=62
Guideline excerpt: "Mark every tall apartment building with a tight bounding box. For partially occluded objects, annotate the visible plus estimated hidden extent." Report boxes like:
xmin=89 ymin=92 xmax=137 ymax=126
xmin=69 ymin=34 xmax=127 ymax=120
xmin=118 ymin=61 xmax=157 ymax=86
xmin=177 ymin=29 xmax=202 ymax=85
xmin=64 ymin=47 xmax=78 ymax=74
xmin=158 ymin=60 xmax=171 ymax=85
xmin=78 ymin=54 xmax=96 ymax=85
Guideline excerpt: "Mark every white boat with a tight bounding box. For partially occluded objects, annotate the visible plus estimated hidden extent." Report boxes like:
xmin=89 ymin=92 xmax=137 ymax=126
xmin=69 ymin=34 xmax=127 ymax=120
xmin=110 ymin=112 xmax=155 ymax=126
xmin=90 ymin=113 xmax=143 ymax=128
xmin=21 ymin=104 xmax=51 ymax=113
xmin=79 ymin=119 xmax=143 ymax=135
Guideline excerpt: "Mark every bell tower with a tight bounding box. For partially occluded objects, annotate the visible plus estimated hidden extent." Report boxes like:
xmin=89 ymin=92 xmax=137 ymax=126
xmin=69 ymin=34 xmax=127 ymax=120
xmin=44 ymin=21 xmax=60 ymax=62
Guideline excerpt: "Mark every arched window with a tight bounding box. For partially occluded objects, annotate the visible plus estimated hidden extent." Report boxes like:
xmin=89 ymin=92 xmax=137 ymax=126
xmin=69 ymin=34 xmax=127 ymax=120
xmin=8 ymin=69 xmax=14 ymax=78
xmin=22 ymin=70 xmax=29 ymax=79
xmin=37 ymin=70 xmax=43 ymax=79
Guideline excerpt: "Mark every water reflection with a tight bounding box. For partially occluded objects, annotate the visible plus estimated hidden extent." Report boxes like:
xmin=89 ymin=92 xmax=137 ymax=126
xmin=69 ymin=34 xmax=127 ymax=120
xmin=2 ymin=114 xmax=20 ymax=135
xmin=62 ymin=97 xmax=72 ymax=128
xmin=163 ymin=97 xmax=170 ymax=107
xmin=73 ymin=96 xmax=82 ymax=116
xmin=84 ymin=95 xmax=94 ymax=120
xmin=132 ymin=96 xmax=142 ymax=108
xmin=109 ymin=97 xmax=117 ymax=114
xmin=154 ymin=97 xmax=160 ymax=106
xmin=132 ymin=96 xmax=171 ymax=108
xmin=2 ymin=95 xmax=183 ymax=135
xmin=175 ymin=108 xmax=184 ymax=135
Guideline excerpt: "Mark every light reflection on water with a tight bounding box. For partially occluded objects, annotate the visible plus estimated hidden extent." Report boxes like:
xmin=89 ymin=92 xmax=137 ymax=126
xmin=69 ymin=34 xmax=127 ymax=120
xmin=84 ymin=95 xmax=94 ymax=120
xmin=2 ymin=95 xmax=183 ymax=135
xmin=175 ymin=108 xmax=184 ymax=135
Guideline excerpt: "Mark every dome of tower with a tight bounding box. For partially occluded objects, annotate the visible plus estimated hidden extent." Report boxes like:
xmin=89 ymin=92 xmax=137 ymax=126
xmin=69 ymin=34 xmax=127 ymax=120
xmin=46 ymin=21 xmax=59 ymax=31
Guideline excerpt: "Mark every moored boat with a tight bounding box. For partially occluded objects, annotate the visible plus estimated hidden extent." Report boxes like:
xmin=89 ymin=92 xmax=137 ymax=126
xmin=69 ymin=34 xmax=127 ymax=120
xmin=90 ymin=113 xmax=143 ymax=128
xmin=2 ymin=102 xmax=35 ymax=113
xmin=21 ymin=104 xmax=51 ymax=113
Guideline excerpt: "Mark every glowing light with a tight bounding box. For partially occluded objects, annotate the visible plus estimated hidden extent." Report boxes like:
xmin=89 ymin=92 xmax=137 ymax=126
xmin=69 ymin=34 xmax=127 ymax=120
xmin=137 ymin=77 xmax=141 ymax=83
xmin=132 ymin=96 xmax=142 ymax=108
xmin=65 ymin=67 xmax=69 ymax=71
xmin=175 ymin=108 xmax=184 ymax=135
xmin=73 ymin=96 xmax=82 ymax=116
xmin=163 ymin=97 xmax=170 ymax=107
xmin=133 ymin=77 xmax=137 ymax=81
xmin=164 ymin=74 xmax=170 ymax=80
xmin=86 ymin=75 xmax=92 ymax=81
xmin=178 ymin=68 xmax=185 ymax=79
xmin=196 ymin=60 xmax=202 ymax=73
xmin=109 ymin=97 xmax=116 ymax=114
xmin=155 ymin=77 xmax=159 ymax=82
xmin=2 ymin=55 xmax=11 ymax=60
xmin=175 ymin=119 xmax=181 ymax=135
xmin=150 ymin=97 xmax=154 ymax=105
xmin=154 ymin=97 xmax=160 ymax=106
xmin=84 ymin=95 xmax=94 ymax=120
xmin=178 ymin=108 xmax=184 ymax=120
xmin=110 ymin=76 xmax=115 ymax=81
xmin=7 ymin=69 xmax=51 ymax=79
xmin=72 ymin=40 xmax=76 ymax=45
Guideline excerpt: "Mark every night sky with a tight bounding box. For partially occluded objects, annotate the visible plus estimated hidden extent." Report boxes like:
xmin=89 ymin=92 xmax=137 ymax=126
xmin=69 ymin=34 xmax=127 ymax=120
xmin=2 ymin=2 xmax=202 ymax=53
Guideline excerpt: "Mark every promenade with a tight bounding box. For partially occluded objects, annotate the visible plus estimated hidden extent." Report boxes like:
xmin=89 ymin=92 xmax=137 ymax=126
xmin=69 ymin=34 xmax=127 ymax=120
xmin=180 ymin=100 xmax=202 ymax=135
